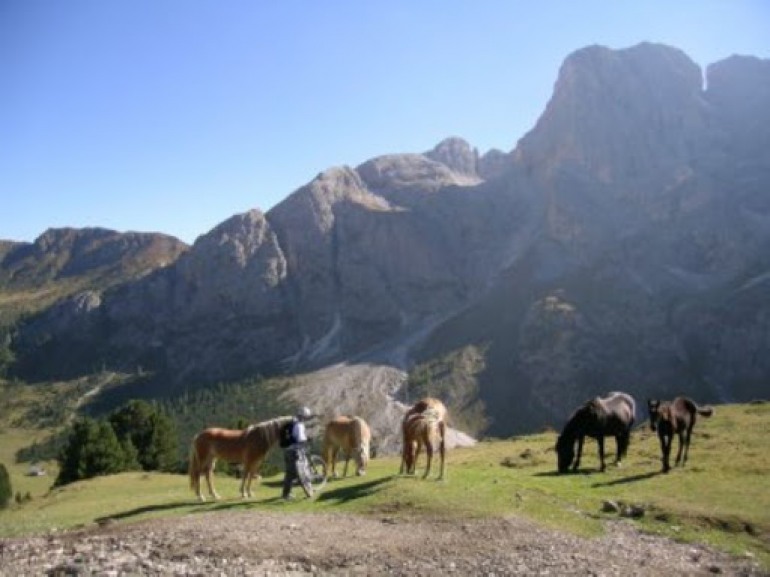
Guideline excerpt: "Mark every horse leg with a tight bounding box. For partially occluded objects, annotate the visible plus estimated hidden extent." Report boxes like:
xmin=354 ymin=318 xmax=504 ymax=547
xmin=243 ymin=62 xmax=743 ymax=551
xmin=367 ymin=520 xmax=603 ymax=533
xmin=597 ymin=436 xmax=606 ymax=472
xmin=323 ymin=445 xmax=334 ymax=479
xmin=614 ymin=433 xmax=627 ymax=467
xmin=331 ymin=447 xmax=340 ymax=479
xmin=573 ymin=436 xmax=584 ymax=472
xmin=422 ymin=441 xmax=433 ymax=479
xmin=659 ymin=432 xmax=671 ymax=473
xmin=193 ymin=470 xmax=204 ymax=502
xmin=437 ymin=422 xmax=446 ymax=481
xmin=412 ymin=442 xmax=422 ymax=475
xmin=675 ymin=431 xmax=686 ymax=467
xmin=343 ymin=450 xmax=351 ymax=478
xmin=240 ymin=470 xmax=250 ymax=499
xmin=204 ymin=459 xmax=220 ymax=500
xmin=245 ymin=459 xmax=263 ymax=498
xmin=681 ymin=426 xmax=693 ymax=467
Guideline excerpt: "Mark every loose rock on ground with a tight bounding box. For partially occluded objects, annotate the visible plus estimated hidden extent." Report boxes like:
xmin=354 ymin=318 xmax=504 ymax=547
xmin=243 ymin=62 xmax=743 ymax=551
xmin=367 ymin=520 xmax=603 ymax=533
xmin=0 ymin=511 xmax=763 ymax=576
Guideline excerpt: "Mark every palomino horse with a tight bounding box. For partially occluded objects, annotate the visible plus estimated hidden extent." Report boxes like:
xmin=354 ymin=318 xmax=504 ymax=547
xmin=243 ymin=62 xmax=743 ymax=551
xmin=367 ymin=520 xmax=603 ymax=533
xmin=322 ymin=415 xmax=371 ymax=478
xmin=647 ymin=397 xmax=713 ymax=473
xmin=400 ymin=397 xmax=447 ymax=480
xmin=556 ymin=392 xmax=636 ymax=474
xmin=189 ymin=416 xmax=292 ymax=501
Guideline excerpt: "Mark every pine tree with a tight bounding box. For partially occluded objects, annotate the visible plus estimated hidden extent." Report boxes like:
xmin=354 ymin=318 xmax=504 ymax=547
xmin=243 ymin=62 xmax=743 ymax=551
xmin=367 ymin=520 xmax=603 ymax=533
xmin=109 ymin=400 xmax=178 ymax=472
xmin=0 ymin=463 xmax=11 ymax=508
xmin=55 ymin=417 xmax=138 ymax=486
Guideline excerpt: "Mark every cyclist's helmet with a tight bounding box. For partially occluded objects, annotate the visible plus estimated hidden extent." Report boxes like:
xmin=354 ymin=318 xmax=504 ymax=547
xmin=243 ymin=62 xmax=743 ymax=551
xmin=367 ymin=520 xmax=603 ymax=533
xmin=296 ymin=406 xmax=312 ymax=420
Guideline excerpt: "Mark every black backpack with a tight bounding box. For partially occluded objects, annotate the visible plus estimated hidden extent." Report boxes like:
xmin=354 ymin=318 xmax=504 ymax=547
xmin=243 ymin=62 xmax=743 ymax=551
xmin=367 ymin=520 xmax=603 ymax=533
xmin=279 ymin=420 xmax=295 ymax=448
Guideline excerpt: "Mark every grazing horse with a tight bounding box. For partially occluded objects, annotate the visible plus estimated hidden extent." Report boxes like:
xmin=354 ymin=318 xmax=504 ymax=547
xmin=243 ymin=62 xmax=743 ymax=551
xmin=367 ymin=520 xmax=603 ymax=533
xmin=189 ymin=416 xmax=292 ymax=501
xmin=323 ymin=415 xmax=371 ymax=478
xmin=647 ymin=397 xmax=713 ymax=473
xmin=556 ymin=392 xmax=636 ymax=474
xmin=399 ymin=397 xmax=447 ymax=480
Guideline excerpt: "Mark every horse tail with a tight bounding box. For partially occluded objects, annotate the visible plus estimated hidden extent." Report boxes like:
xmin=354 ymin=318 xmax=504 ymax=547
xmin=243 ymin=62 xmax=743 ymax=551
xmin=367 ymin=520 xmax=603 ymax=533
xmin=697 ymin=405 xmax=714 ymax=418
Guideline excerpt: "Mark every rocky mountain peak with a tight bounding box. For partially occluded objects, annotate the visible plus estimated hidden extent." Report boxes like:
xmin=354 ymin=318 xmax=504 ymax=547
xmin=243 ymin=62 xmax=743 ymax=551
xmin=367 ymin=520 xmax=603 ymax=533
xmin=193 ymin=209 xmax=272 ymax=266
xmin=706 ymin=55 xmax=770 ymax=160
xmin=425 ymin=137 xmax=479 ymax=178
xmin=0 ymin=227 xmax=187 ymax=288
xmin=515 ymin=42 xmax=706 ymax=183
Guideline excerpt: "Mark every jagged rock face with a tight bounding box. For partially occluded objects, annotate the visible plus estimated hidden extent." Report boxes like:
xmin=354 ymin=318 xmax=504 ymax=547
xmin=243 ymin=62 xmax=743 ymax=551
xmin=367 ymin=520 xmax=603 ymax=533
xmin=706 ymin=55 xmax=770 ymax=162
xmin=0 ymin=228 xmax=187 ymax=288
xmin=424 ymin=137 xmax=480 ymax=179
xmin=516 ymin=43 xmax=708 ymax=187
xmin=10 ymin=43 xmax=770 ymax=435
xmin=428 ymin=43 xmax=770 ymax=434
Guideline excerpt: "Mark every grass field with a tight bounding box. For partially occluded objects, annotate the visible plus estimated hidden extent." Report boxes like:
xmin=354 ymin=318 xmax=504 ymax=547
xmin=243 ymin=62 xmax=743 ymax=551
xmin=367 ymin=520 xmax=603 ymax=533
xmin=0 ymin=402 xmax=767 ymax=569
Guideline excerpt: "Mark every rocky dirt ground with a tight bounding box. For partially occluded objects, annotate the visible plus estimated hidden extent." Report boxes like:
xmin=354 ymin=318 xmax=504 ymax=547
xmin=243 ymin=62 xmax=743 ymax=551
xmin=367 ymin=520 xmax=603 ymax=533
xmin=0 ymin=510 xmax=764 ymax=576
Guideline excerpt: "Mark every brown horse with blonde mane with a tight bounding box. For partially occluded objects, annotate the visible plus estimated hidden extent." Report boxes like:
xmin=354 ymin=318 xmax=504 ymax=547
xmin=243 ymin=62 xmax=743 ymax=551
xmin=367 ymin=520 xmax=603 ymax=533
xmin=189 ymin=416 xmax=292 ymax=501
xmin=322 ymin=415 xmax=371 ymax=478
xmin=399 ymin=397 xmax=447 ymax=480
xmin=647 ymin=397 xmax=713 ymax=473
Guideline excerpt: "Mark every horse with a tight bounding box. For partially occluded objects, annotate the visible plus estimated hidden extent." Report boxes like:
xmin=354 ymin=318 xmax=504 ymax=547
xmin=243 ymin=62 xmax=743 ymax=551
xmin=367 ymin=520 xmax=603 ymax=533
xmin=647 ymin=397 xmax=713 ymax=473
xmin=399 ymin=397 xmax=447 ymax=480
xmin=189 ymin=416 xmax=292 ymax=501
xmin=556 ymin=391 xmax=636 ymax=474
xmin=322 ymin=415 xmax=371 ymax=478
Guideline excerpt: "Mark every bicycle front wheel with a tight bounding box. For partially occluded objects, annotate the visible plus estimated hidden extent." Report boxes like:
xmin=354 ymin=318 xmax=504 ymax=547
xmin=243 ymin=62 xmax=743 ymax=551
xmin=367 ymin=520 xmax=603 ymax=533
xmin=305 ymin=454 xmax=327 ymax=493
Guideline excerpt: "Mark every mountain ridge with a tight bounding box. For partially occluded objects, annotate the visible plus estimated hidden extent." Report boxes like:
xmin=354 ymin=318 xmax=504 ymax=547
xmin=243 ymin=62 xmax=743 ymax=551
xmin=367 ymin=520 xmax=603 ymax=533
xmin=5 ymin=43 xmax=770 ymax=437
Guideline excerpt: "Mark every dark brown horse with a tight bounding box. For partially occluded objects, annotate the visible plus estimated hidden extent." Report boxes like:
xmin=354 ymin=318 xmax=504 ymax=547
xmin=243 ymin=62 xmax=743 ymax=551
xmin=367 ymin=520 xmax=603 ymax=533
xmin=556 ymin=392 xmax=636 ymax=474
xmin=647 ymin=397 xmax=713 ymax=473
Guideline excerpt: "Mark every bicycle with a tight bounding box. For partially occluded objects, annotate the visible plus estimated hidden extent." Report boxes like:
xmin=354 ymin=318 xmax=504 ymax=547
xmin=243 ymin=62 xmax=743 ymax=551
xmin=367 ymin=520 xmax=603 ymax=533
xmin=295 ymin=447 xmax=327 ymax=497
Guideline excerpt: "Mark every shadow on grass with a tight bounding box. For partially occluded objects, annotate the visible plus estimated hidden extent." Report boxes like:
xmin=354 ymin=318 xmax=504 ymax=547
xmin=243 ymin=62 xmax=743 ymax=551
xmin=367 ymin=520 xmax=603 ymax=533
xmin=316 ymin=476 xmax=394 ymax=504
xmin=591 ymin=471 xmax=660 ymax=487
xmin=532 ymin=469 xmax=599 ymax=478
xmin=95 ymin=501 xmax=194 ymax=523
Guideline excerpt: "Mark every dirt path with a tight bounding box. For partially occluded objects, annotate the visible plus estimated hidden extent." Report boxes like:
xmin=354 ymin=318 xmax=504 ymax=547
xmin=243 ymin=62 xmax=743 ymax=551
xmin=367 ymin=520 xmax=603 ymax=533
xmin=0 ymin=511 xmax=763 ymax=576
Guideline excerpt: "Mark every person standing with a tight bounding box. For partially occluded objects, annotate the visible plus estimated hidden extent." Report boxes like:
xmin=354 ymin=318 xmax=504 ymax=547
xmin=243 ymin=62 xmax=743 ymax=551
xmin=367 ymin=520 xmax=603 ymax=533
xmin=282 ymin=406 xmax=314 ymax=500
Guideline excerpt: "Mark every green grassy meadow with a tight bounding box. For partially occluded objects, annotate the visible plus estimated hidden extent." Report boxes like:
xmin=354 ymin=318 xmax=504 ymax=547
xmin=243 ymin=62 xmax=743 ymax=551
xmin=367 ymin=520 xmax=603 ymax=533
xmin=0 ymin=402 xmax=768 ymax=569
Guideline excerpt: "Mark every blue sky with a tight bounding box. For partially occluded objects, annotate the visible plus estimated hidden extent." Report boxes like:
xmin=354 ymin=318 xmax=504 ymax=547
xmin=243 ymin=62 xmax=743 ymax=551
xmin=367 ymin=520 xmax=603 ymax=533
xmin=2 ymin=1 xmax=769 ymax=245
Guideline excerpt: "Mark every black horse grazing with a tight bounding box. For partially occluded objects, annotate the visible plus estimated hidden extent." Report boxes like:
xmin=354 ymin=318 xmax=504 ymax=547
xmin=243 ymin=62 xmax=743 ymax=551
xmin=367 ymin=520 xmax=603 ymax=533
xmin=647 ymin=397 xmax=714 ymax=473
xmin=556 ymin=392 xmax=636 ymax=474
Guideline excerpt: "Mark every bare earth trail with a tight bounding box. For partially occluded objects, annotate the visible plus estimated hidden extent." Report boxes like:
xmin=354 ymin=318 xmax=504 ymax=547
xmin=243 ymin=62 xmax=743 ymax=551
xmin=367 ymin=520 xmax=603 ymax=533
xmin=0 ymin=511 xmax=763 ymax=576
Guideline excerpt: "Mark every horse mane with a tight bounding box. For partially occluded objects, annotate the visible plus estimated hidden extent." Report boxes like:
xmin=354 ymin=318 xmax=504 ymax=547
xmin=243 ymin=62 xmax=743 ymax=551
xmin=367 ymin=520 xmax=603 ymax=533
xmin=560 ymin=401 xmax=594 ymax=441
xmin=350 ymin=416 xmax=370 ymax=452
xmin=247 ymin=415 xmax=293 ymax=447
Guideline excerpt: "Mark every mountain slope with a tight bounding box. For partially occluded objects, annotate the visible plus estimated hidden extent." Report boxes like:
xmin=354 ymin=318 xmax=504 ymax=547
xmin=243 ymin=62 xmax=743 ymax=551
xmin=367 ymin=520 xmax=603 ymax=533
xmin=8 ymin=43 xmax=770 ymax=436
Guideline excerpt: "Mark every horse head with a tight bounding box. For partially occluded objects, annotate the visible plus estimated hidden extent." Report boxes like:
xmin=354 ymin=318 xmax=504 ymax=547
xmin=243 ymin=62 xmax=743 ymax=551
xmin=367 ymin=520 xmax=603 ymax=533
xmin=555 ymin=434 xmax=575 ymax=474
xmin=647 ymin=399 xmax=661 ymax=432
xmin=354 ymin=444 xmax=369 ymax=476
